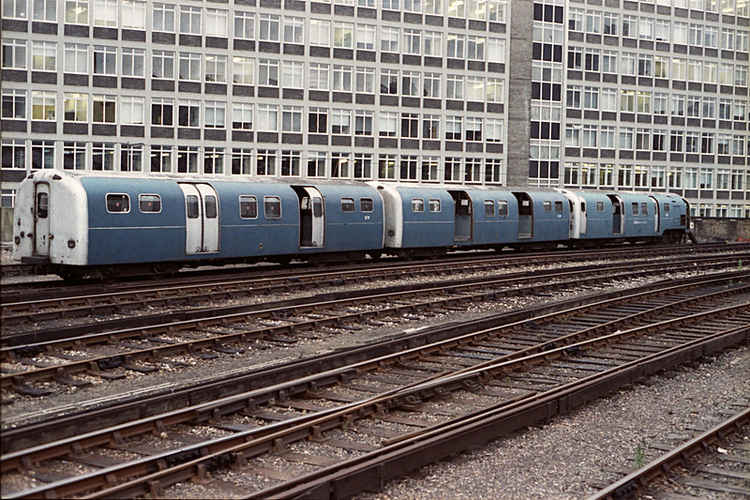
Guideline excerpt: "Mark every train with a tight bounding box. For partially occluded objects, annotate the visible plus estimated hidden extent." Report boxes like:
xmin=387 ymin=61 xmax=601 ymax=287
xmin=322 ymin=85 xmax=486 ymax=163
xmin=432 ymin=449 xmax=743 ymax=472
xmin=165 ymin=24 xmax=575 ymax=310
xmin=11 ymin=170 xmax=691 ymax=280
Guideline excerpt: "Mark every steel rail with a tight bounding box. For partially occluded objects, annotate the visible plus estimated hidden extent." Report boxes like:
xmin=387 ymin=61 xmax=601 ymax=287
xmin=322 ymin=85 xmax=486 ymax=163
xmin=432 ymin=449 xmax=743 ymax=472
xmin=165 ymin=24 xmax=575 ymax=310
xmin=0 ymin=257 xmax=741 ymax=390
xmin=243 ymin=323 xmax=750 ymax=500
xmin=588 ymin=407 xmax=750 ymax=500
xmin=73 ymin=305 xmax=750 ymax=500
xmin=4 ymin=291 xmax=747 ymax=498
xmin=3 ymin=271 xmax=745 ymax=456
xmin=3 ymin=278 xmax=743 ymax=474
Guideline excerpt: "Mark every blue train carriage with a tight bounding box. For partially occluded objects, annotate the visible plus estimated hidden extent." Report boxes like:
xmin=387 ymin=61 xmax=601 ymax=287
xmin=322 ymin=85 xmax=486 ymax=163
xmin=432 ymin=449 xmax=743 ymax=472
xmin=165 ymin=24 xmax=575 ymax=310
xmin=295 ymin=181 xmax=384 ymax=261
xmin=450 ymin=186 xmax=519 ymax=249
xmin=557 ymin=189 xmax=617 ymax=241
xmin=646 ymin=192 xmax=689 ymax=243
xmin=370 ymin=182 xmax=455 ymax=257
xmin=509 ymin=190 xmax=570 ymax=247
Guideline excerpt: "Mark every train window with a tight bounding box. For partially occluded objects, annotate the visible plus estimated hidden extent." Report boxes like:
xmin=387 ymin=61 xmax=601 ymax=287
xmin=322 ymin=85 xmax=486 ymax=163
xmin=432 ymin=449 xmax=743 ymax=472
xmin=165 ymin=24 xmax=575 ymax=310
xmin=429 ymin=199 xmax=441 ymax=212
xmin=641 ymin=202 xmax=648 ymax=215
xmin=484 ymin=200 xmax=495 ymax=217
xmin=341 ymin=198 xmax=355 ymax=212
xmin=205 ymin=195 xmax=218 ymax=219
xmin=543 ymin=201 xmax=552 ymax=212
xmin=498 ymin=200 xmax=508 ymax=217
xmin=596 ymin=201 xmax=604 ymax=212
xmin=186 ymin=195 xmax=199 ymax=218
xmin=360 ymin=198 xmax=374 ymax=212
xmin=139 ymin=194 xmax=162 ymax=213
xmin=632 ymin=202 xmax=639 ymax=216
xmin=37 ymin=193 xmax=48 ymax=219
xmin=555 ymin=201 xmax=564 ymax=214
xmin=411 ymin=198 xmax=424 ymax=212
xmin=264 ymin=196 xmax=281 ymax=219
xmin=106 ymin=194 xmax=130 ymax=213
xmin=239 ymin=195 xmax=258 ymax=219
xmin=664 ymin=203 xmax=670 ymax=215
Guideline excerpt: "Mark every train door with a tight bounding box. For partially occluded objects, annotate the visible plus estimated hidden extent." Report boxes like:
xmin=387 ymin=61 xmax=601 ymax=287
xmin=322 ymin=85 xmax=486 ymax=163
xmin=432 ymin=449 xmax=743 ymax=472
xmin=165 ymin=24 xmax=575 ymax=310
xmin=179 ymin=183 xmax=220 ymax=254
xmin=607 ymin=194 xmax=624 ymax=234
xmin=649 ymin=195 xmax=660 ymax=233
xmin=579 ymin=201 xmax=587 ymax=235
xmin=567 ymin=200 xmax=575 ymax=238
xmin=512 ymin=192 xmax=533 ymax=239
xmin=294 ymin=186 xmax=325 ymax=248
xmin=449 ymin=191 xmax=472 ymax=241
xmin=33 ymin=183 xmax=50 ymax=256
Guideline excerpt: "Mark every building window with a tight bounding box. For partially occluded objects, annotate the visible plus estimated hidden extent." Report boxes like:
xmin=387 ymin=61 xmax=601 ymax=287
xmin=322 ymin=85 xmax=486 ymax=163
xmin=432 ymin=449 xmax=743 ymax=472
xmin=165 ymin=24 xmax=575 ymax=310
xmin=178 ymin=52 xmax=201 ymax=81
xmin=205 ymin=8 xmax=227 ymax=37
xmin=446 ymin=74 xmax=464 ymax=100
xmin=93 ymin=45 xmax=117 ymax=75
xmin=447 ymin=33 xmax=465 ymax=58
xmin=234 ymin=11 xmax=255 ymax=40
xmin=307 ymin=151 xmax=326 ymax=177
xmin=179 ymin=100 xmax=200 ymax=128
xmin=381 ymin=26 xmax=399 ymax=52
xmin=465 ymin=117 xmax=482 ymax=142
xmin=205 ymin=54 xmax=226 ymax=83
xmin=32 ymin=40 xmax=56 ymax=71
xmin=284 ymin=17 xmax=304 ymax=44
xmin=3 ymin=0 xmax=28 ymax=18
xmin=63 ymin=92 xmax=87 ymax=122
xmin=32 ymin=90 xmax=55 ymax=121
xmin=121 ymin=0 xmax=145 ymax=29
xmin=424 ymin=31 xmax=442 ymax=56
xmin=403 ymin=29 xmax=421 ymax=55
xmin=31 ymin=141 xmax=55 ymax=170
xmin=121 ymin=48 xmax=144 ymax=77
xmin=400 ymin=112 xmax=418 ymax=138
xmin=92 ymin=94 xmax=115 ymax=123
xmin=2 ymin=189 xmax=17 ymax=207
xmin=234 ymin=56 xmax=255 ymax=85
xmin=401 ymin=71 xmax=420 ymax=97
xmin=203 ymin=147 xmax=224 ymax=175
xmin=120 ymin=143 xmax=143 ymax=172
xmin=380 ymin=69 xmax=398 ymax=95
xmin=65 ymin=0 xmax=88 ymax=24
xmin=2 ymin=89 xmax=26 ymax=119
xmin=93 ymin=0 xmax=117 ymax=27
xmin=92 ymin=142 xmax=115 ymax=171
xmin=256 ymin=104 xmax=278 ymax=131
xmin=423 ymin=114 xmax=440 ymax=139
xmin=151 ymin=97 xmax=173 ymax=126
xmin=354 ymin=110 xmax=372 ymax=136
xmin=486 ymin=118 xmax=503 ymax=143
xmin=330 ymin=152 xmax=350 ymax=178
xmin=378 ymin=154 xmax=396 ymax=180
xmin=354 ymin=153 xmax=372 ymax=179
xmin=445 ymin=115 xmax=462 ymax=140
xmin=332 ymin=64 xmax=352 ymax=92
xmin=63 ymin=142 xmax=86 ymax=170
xmin=332 ymin=109 xmax=350 ymax=135
xmin=308 ymin=107 xmax=327 ymax=133
xmin=379 ymin=111 xmax=397 ymax=137
xmin=282 ymin=105 xmax=302 ymax=132
xmin=177 ymin=145 xmax=199 ymax=173
xmin=334 ymin=22 xmax=353 ymax=48
xmin=356 ymin=66 xmax=375 ymax=93
xmin=421 ymin=156 xmax=440 ymax=182
xmin=150 ymin=145 xmax=172 ymax=173
xmin=281 ymin=150 xmax=300 ymax=176
xmin=153 ymin=3 xmax=175 ymax=32
xmin=444 ymin=156 xmax=461 ymax=182
xmin=400 ymin=155 xmax=418 ymax=181
xmin=2 ymin=38 xmax=26 ymax=70
xmin=179 ymin=6 xmax=201 ymax=34
xmin=309 ymin=18 xmax=330 ymax=46
xmin=423 ymin=72 xmax=441 ymax=98
xmin=204 ymin=101 xmax=225 ymax=129
xmin=232 ymin=102 xmax=253 ymax=130
xmin=258 ymin=58 xmax=279 ymax=86
xmin=232 ymin=148 xmax=253 ymax=175
xmin=1 ymin=139 xmax=25 ymax=169
xmin=152 ymin=50 xmax=174 ymax=79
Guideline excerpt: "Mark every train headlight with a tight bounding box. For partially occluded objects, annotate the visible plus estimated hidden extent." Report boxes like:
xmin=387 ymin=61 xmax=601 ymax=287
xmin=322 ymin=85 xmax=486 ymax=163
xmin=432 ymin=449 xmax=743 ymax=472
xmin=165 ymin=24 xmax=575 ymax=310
xmin=68 ymin=239 xmax=76 ymax=249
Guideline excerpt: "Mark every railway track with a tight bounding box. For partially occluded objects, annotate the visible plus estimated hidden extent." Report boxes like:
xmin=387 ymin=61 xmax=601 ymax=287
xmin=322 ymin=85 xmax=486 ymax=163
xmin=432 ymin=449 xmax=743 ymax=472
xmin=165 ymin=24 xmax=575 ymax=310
xmin=591 ymin=406 xmax=750 ymax=499
xmin=2 ymin=273 xmax=748 ymax=498
xmin=2 ymin=246 xmax=748 ymax=333
xmin=0 ymin=255 xmax=743 ymax=393
xmin=3 ymin=242 xmax=746 ymax=303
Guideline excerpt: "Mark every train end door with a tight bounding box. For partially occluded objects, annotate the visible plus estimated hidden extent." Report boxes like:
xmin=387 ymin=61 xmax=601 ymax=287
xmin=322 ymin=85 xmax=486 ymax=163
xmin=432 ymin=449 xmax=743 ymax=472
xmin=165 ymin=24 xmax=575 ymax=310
xmin=179 ymin=183 xmax=220 ymax=255
xmin=33 ymin=183 xmax=50 ymax=256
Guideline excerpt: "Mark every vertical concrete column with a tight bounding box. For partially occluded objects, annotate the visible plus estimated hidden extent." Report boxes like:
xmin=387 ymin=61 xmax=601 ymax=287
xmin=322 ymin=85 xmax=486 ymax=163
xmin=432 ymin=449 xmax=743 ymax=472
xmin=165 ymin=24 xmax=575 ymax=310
xmin=506 ymin=0 xmax=533 ymax=187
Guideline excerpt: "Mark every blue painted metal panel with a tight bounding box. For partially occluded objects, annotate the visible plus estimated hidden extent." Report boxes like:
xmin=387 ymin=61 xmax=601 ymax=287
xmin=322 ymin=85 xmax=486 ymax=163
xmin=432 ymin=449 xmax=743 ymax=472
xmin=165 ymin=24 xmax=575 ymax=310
xmin=617 ymin=193 xmax=658 ymax=237
xmin=525 ymin=192 xmax=569 ymax=242
xmin=649 ymin=193 xmax=687 ymax=233
xmin=577 ymin=192 xmax=614 ymax=239
xmin=311 ymin=183 xmax=384 ymax=252
xmin=458 ymin=188 xmax=520 ymax=246
xmin=397 ymin=187 xmax=455 ymax=248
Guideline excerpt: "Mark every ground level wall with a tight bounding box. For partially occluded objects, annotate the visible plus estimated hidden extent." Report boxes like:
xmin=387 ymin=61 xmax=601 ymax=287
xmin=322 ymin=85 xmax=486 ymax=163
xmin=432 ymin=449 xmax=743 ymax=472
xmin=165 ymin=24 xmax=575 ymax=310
xmin=691 ymin=217 xmax=750 ymax=243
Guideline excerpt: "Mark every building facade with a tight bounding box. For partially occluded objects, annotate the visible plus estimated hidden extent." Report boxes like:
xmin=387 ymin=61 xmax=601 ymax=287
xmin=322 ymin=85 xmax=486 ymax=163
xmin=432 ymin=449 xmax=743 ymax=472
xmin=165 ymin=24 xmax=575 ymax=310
xmin=0 ymin=0 xmax=748 ymax=218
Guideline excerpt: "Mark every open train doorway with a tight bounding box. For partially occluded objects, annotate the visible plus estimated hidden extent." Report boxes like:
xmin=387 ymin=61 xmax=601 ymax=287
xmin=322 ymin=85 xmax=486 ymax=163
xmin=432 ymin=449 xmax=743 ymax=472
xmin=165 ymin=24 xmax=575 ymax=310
xmin=649 ymin=195 xmax=661 ymax=233
xmin=513 ymin=192 xmax=533 ymax=239
xmin=179 ymin=183 xmax=220 ymax=255
xmin=607 ymin=194 xmax=624 ymax=234
xmin=33 ymin=182 xmax=50 ymax=256
xmin=449 ymin=190 xmax=472 ymax=241
xmin=292 ymin=186 xmax=325 ymax=248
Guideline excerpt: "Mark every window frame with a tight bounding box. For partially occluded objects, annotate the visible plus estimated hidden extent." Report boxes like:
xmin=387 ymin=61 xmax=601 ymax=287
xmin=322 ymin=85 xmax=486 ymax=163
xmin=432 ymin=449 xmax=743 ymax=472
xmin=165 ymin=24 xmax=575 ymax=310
xmin=106 ymin=193 xmax=131 ymax=214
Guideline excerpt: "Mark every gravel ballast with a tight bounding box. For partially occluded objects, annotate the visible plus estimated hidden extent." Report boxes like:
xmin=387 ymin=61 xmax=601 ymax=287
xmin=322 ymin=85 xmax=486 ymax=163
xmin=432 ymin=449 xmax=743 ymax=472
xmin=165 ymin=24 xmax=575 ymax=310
xmin=361 ymin=344 xmax=750 ymax=500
